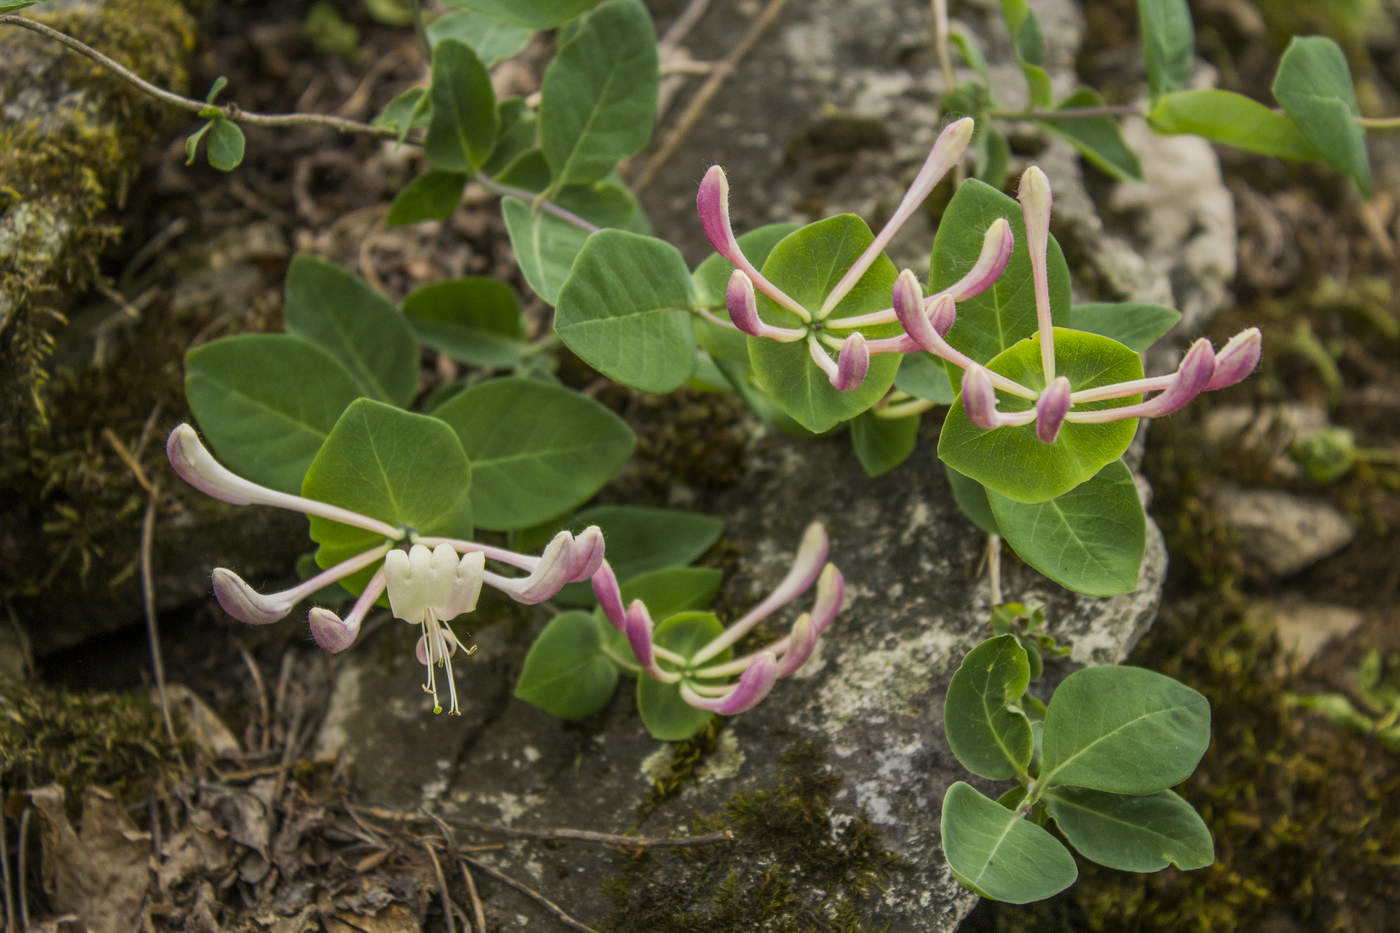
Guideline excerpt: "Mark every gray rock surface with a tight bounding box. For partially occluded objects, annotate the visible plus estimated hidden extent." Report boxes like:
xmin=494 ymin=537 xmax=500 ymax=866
xmin=1210 ymin=485 xmax=1357 ymax=579
xmin=314 ymin=427 xmax=1168 ymax=930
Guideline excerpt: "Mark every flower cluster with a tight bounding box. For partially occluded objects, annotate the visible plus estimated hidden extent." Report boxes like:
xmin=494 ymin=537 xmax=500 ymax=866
xmin=697 ymin=118 xmax=1261 ymax=437
xmin=592 ymin=523 xmax=843 ymax=714
xmin=167 ymin=423 xmax=602 ymax=715
xmin=167 ymin=424 xmax=842 ymax=718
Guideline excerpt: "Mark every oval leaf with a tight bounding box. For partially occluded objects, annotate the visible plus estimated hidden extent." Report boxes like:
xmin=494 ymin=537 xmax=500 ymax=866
xmin=432 ymin=377 xmax=635 ymax=530
xmin=930 ymin=178 xmax=1071 ymax=366
xmin=502 ymin=196 xmax=592 ymax=304
xmin=386 ymin=171 xmax=467 ymax=226
xmin=1040 ymin=665 xmax=1211 ymax=795
xmin=987 ymin=458 xmax=1147 ymax=596
xmin=303 ymin=400 xmax=474 ymax=592
xmin=1040 ymin=88 xmax=1143 ymax=181
xmin=1139 ymin=0 xmax=1195 ymax=101
xmin=938 ymin=329 xmax=1143 ymax=503
xmin=554 ymin=230 xmax=699 ymax=392
xmin=1045 ymin=786 xmax=1214 ymax=872
xmin=539 ymin=0 xmax=658 ymax=186
xmin=425 ymin=38 xmax=498 ymax=173
xmin=748 ymin=215 xmax=902 ymax=433
xmin=1272 ymin=35 xmax=1370 ymax=196
xmin=944 ymin=635 xmax=1035 ymax=780
xmin=851 ymin=408 xmax=920 ymax=477
xmin=515 ymin=610 xmax=620 ymax=719
xmin=442 ymin=0 xmax=595 ymax=29
xmin=637 ymin=611 xmax=727 ymax=741
xmin=403 ymin=277 xmax=525 ymax=367
xmin=1147 ymin=89 xmax=1320 ymax=161
xmin=283 ymin=255 xmax=419 ymax=406
xmin=941 ymin=782 xmax=1078 ymax=904
xmin=1068 ymin=302 xmax=1180 ymax=352
xmin=185 ymin=334 xmax=364 ymax=494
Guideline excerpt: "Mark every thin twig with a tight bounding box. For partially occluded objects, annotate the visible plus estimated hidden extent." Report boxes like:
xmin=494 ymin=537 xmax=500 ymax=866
xmin=238 ymin=647 xmax=272 ymax=756
xmin=1 ymin=804 xmax=14 ymax=933
xmin=633 ymin=0 xmax=795 ymax=191
xmin=930 ymin=0 xmax=957 ymax=96
xmin=353 ymin=805 xmax=735 ymax=849
xmin=16 ymin=810 xmax=30 ymax=933
xmin=460 ymin=854 xmax=600 ymax=933
xmin=461 ymin=860 xmax=487 ymax=933
xmin=0 ymin=14 xmax=402 ymax=139
xmin=424 ymin=842 xmax=458 ymax=933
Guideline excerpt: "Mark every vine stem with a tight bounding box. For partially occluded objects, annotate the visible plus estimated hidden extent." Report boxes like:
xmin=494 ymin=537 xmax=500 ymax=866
xmin=0 ymin=14 xmax=404 ymax=139
xmin=988 ymin=103 xmax=1144 ymax=121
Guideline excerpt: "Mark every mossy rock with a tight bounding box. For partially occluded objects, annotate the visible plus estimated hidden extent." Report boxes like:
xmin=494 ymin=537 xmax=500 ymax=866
xmin=0 ymin=0 xmax=196 ymax=436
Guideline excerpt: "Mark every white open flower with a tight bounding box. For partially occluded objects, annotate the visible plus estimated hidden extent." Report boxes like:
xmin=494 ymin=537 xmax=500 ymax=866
xmin=385 ymin=543 xmax=486 ymax=715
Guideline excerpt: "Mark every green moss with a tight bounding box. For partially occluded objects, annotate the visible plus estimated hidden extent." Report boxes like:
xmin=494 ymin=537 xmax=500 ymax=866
xmin=602 ymin=742 xmax=899 ymax=933
xmin=0 ymin=677 xmax=191 ymax=813
xmin=0 ymin=0 xmax=196 ymax=434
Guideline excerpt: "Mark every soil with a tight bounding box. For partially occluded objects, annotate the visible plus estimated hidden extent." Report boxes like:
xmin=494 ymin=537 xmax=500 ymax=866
xmin=5 ymin=0 xmax=1400 ymax=931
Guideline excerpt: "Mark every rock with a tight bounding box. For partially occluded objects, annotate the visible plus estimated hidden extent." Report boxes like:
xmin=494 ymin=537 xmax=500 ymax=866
xmin=1209 ymin=485 xmax=1357 ymax=579
xmin=1246 ymin=597 xmax=1365 ymax=667
xmin=313 ymin=428 xmax=1168 ymax=931
xmin=1200 ymin=402 xmax=1333 ymax=481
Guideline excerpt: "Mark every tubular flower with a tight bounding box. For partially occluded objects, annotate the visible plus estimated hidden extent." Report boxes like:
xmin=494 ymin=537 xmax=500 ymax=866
xmin=901 ymin=166 xmax=1262 ymax=440
xmin=592 ymin=523 xmax=845 ymax=716
xmin=167 ymin=423 xmax=606 ymax=714
xmin=698 ymin=117 xmax=1017 ymax=391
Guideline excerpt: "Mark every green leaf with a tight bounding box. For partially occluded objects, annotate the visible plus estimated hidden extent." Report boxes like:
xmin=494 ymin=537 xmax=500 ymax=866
xmin=432 ymin=377 xmax=635 ymax=530
xmin=938 ymin=329 xmax=1143 ymax=503
xmin=425 ymin=38 xmax=499 ymax=173
xmin=568 ymin=506 xmax=722 ymax=583
xmin=539 ymin=0 xmax=658 ymax=187
xmin=482 ymin=99 xmax=538 ymax=175
xmin=1068 ymin=302 xmax=1179 ymax=352
xmin=931 ymin=179 xmax=1071 ymax=366
xmin=895 ymin=352 xmax=955 ymax=405
xmin=0 ymin=2 xmax=50 ymax=12
xmin=403 ymin=277 xmax=524 ymax=368
xmin=1045 ymin=786 xmax=1214 ymax=872
xmin=851 ymin=409 xmax=919 ymax=477
xmin=184 ymin=121 xmax=212 ymax=166
xmin=941 ymin=782 xmax=1078 ymax=903
xmin=283 ymin=255 xmax=420 ymax=406
xmin=615 ymin=567 xmax=724 ymax=622
xmin=1147 ymin=89 xmax=1321 ymax=161
xmin=206 ymin=117 xmax=245 ymax=171
xmin=999 ymin=0 xmax=1052 ymax=106
xmin=1138 ymin=0 xmax=1194 ymax=101
xmin=304 ymin=400 xmax=474 ymax=592
xmin=637 ymin=611 xmax=727 ymax=741
xmin=184 ymin=334 xmax=364 ymax=494
xmin=692 ymin=223 xmax=801 ymax=308
xmin=385 ymin=170 xmax=467 ymax=225
xmin=501 ymin=196 xmax=591 ymax=304
xmin=1272 ymin=36 xmax=1371 ymax=196
xmin=554 ymin=179 xmax=650 ymax=234
xmin=1040 ymin=665 xmax=1211 ymax=795
xmin=944 ymin=635 xmax=1035 ymax=780
xmin=946 ymin=465 xmax=1000 ymax=536
xmin=748 ymin=215 xmax=903 ymax=433
xmin=427 ymin=10 xmax=532 ymax=65
xmin=988 ymin=458 xmax=1146 ymax=596
xmin=372 ymin=86 xmax=431 ymax=145
xmin=515 ymin=610 xmax=620 ymax=718
xmin=441 ymin=0 xmax=595 ymax=28
xmin=554 ymin=230 xmax=699 ymax=392
xmin=1040 ymin=88 xmax=1143 ymax=181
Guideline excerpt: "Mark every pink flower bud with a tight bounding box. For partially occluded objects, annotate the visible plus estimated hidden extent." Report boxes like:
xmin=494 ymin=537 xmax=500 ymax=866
xmin=1141 ymin=338 xmax=1216 ymax=417
xmin=1204 ymin=327 xmax=1262 ymax=391
xmin=681 ymin=652 xmax=779 ymax=715
xmin=212 ymin=568 xmax=295 ymax=625
xmin=961 ymin=365 xmax=1003 ymax=430
xmin=833 ymin=332 xmax=870 ymax=391
xmin=946 ymin=218 xmax=1014 ymax=302
xmin=1035 ymin=376 xmax=1073 ymax=443
xmin=568 ymin=526 xmax=606 ymax=582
